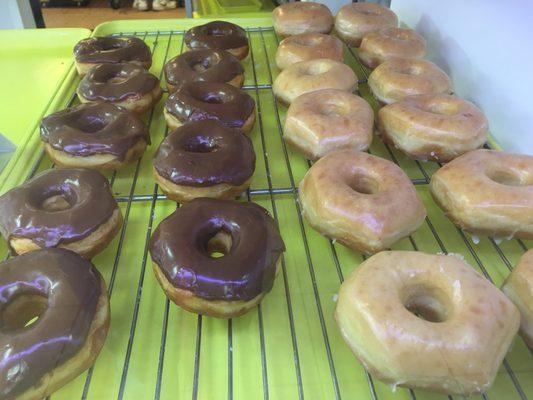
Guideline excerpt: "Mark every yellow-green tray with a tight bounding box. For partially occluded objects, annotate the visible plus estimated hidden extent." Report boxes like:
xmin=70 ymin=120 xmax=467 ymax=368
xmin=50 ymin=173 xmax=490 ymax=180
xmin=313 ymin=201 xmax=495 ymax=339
xmin=1 ymin=18 xmax=531 ymax=400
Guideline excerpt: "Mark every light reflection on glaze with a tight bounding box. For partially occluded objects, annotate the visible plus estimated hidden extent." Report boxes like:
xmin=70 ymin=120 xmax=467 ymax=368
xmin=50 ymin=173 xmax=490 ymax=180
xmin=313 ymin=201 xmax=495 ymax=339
xmin=40 ymin=102 xmax=148 ymax=160
xmin=0 ymin=169 xmax=117 ymax=248
xmin=149 ymin=198 xmax=285 ymax=301
xmin=0 ymin=249 xmax=101 ymax=399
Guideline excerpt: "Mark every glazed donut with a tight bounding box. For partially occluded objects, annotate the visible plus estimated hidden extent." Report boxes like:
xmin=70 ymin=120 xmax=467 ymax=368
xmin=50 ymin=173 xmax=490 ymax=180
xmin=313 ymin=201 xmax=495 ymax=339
xmin=275 ymin=33 xmax=343 ymax=70
xmin=430 ymin=149 xmax=533 ymax=239
xmin=368 ymin=58 xmax=452 ymax=104
xmin=40 ymin=102 xmax=148 ymax=170
xmin=0 ymin=168 xmax=122 ymax=258
xmin=164 ymin=81 xmax=256 ymax=134
xmin=378 ymin=94 xmax=488 ymax=162
xmin=0 ymin=248 xmax=110 ymax=399
xmin=283 ymin=89 xmax=373 ymax=160
xmin=164 ymin=49 xmax=244 ymax=92
xmin=335 ymin=251 xmax=520 ymax=395
xmin=153 ymin=120 xmax=256 ymax=203
xmin=77 ymin=63 xmax=162 ymax=114
xmin=273 ymin=58 xmax=357 ymax=105
xmin=272 ymin=2 xmax=333 ymax=37
xmin=299 ymin=150 xmax=426 ymax=254
xmin=184 ymin=21 xmax=249 ymax=60
xmin=335 ymin=3 xmax=398 ymax=47
xmin=73 ymin=36 xmax=152 ymax=76
xmin=149 ymin=198 xmax=285 ymax=318
xmin=502 ymin=249 xmax=533 ymax=347
xmin=358 ymin=27 xmax=426 ymax=69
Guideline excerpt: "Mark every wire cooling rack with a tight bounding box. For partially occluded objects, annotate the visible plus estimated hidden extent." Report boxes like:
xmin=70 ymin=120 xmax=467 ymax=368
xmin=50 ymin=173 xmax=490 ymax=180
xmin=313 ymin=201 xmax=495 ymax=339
xmin=12 ymin=26 xmax=533 ymax=400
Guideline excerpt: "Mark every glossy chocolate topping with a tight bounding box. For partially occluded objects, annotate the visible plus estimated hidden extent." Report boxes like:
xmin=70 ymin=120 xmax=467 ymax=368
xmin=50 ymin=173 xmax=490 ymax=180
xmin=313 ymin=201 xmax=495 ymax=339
xmin=40 ymin=103 xmax=148 ymax=160
xmin=153 ymin=120 xmax=255 ymax=187
xmin=77 ymin=63 xmax=159 ymax=102
xmin=164 ymin=49 xmax=244 ymax=91
xmin=0 ymin=169 xmax=118 ymax=248
xmin=73 ymin=36 xmax=152 ymax=66
xmin=0 ymin=248 xmax=103 ymax=399
xmin=185 ymin=21 xmax=248 ymax=51
xmin=165 ymin=81 xmax=255 ymax=129
xmin=149 ymin=198 xmax=285 ymax=301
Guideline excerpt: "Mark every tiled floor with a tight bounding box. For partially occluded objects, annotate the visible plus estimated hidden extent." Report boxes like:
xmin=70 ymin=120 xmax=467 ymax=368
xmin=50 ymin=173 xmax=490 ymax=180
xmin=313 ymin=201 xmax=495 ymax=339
xmin=42 ymin=0 xmax=186 ymax=29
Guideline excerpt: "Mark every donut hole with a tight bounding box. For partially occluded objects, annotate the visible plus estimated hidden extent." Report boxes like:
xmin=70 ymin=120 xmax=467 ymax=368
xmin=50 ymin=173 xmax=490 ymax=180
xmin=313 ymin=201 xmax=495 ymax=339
xmin=30 ymin=188 xmax=78 ymax=212
xmin=422 ymin=101 xmax=460 ymax=116
xmin=303 ymin=63 xmax=332 ymax=76
xmin=76 ymin=117 xmax=108 ymax=133
xmin=1 ymin=294 xmax=48 ymax=332
xmin=100 ymin=40 xmax=126 ymax=51
xmin=292 ymin=36 xmax=321 ymax=47
xmin=487 ymin=169 xmax=526 ymax=187
xmin=359 ymin=9 xmax=380 ymax=16
xmin=402 ymin=284 xmax=450 ymax=323
xmin=184 ymin=136 xmax=218 ymax=153
xmin=319 ymin=103 xmax=349 ymax=118
xmin=348 ymin=174 xmax=379 ymax=195
xmin=200 ymin=93 xmax=227 ymax=104
xmin=206 ymin=229 xmax=233 ymax=258
xmin=96 ymin=68 xmax=132 ymax=85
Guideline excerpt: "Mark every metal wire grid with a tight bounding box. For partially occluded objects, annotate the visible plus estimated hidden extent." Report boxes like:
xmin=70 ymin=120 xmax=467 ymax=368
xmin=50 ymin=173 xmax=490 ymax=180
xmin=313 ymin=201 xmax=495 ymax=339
xmin=19 ymin=27 xmax=531 ymax=400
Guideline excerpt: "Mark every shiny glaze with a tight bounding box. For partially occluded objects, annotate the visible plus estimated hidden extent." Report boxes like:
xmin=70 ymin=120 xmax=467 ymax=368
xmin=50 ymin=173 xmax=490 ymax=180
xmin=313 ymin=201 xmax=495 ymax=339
xmin=0 ymin=248 xmax=102 ymax=399
xmin=149 ymin=198 xmax=285 ymax=301
xmin=185 ymin=21 xmax=248 ymax=51
xmin=77 ymin=63 xmax=159 ymax=102
xmin=153 ymin=120 xmax=255 ymax=187
xmin=73 ymin=36 xmax=151 ymax=65
xmin=0 ymin=169 xmax=118 ymax=248
xmin=40 ymin=103 xmax=148 ymax=160
xmin=165 ymin=81 xmax=254 ymax=129
xmin=164 ymin=49 xmax=243 ymax=91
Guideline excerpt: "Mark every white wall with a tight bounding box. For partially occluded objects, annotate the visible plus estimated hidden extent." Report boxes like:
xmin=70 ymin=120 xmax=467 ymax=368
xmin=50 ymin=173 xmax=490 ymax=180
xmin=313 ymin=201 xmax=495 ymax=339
xmin=391 ymin=0 xmax=533 ymax=154
xmin=0 ymin=0 xmax=36 ymax=29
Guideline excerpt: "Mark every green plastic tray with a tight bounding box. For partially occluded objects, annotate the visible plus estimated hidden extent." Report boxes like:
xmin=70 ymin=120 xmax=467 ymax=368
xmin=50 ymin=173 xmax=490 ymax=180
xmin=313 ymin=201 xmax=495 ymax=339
xmin=193 ymin=0 xmax=275 ymax=19
xmin=1 ymin=18 xmax=531 ymax=400
xmin=216 ymin=0 xmax=262 ymax=14
xmin=0 ymin=28 xmax=90 ymax=191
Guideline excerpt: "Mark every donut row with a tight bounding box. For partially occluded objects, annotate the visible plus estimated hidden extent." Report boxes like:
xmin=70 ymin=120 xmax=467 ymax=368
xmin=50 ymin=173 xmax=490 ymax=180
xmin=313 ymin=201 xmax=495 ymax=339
xmin=0 ymin=21 xmax=287 ymax=399
xmin=272 ymin=1 xmax=532 ymax=397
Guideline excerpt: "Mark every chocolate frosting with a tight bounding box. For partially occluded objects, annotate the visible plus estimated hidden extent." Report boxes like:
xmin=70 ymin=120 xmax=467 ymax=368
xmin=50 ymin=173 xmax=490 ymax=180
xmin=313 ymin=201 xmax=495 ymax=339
xmin=165 ymin=81 xmax=255 ymax=129
xmin=164 ymin=49 xmax=244 ymax=91
xmin=153 ymin=120 xmax=255 ymax=187
xmin=185 ymin=21 xmax=248 ymax=51
xmin=40 ymin=102 xmax=148 ymax=160
xmin=0 ymin=248 xmax=103 ymax=399
xmin=77 ymin=63 xmax=159 ymax=102
xmin=0 ymin=169 xmax=118 ymax=248
xmin=149 ymin=198 xmax=285 ymax=301
xmin=73 ymin=36 xmax=151 ymax=66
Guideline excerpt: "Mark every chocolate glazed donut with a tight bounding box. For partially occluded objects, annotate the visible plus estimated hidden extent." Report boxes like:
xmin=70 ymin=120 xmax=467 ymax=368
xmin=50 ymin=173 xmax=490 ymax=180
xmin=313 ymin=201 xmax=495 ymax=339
xmin=153 ymin=120 xmax=256 ymax=202
xmin=0 ymin=168 xmax=122 ymax=258
xmin=185 ymin=21 xmax=249 ymax=60
xmin=0 ymin=249 xmax=110 ymax=400
xmin=73 ymin=36 xmax=152 ymax=75
xmin=77 ymin=63 xmax=162 ymax=114
xmin=164 ymin=49 xmax=244 ymax=92
xmin=164 ymin=81 xmax=256 ymax=134
xmin=40 ymin=102 xmax=149 ymax=170
xmin=149 ymin=198 xmax=285 ymax=318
